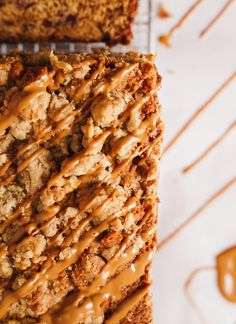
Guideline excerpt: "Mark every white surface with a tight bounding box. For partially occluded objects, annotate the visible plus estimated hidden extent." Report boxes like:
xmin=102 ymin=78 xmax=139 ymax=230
xmin=151 ymin=1 xmax=236 ymax=324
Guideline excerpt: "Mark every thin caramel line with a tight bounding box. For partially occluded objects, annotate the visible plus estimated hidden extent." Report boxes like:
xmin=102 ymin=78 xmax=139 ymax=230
xmin=106 ymin=285 xmax=151 ymax=324
xmin=164 ymin=71 xmax=236 ymax=154
xmin=0 ymin=69 xmax=155 ymax=231
xmin=183 ymin=120 xmax=236 ymax=173
xmin=49 ymin=249 xmax=154 ymax=324
xmin=158 ymin=176 xmax=236 ymax=250
xmin=74 ymin=61 xmax=105 ymax=101
xmin=93 ymin=63 xmax=138 ymax=96
xmin=0 ymin=103 xmax=161 ymax=251
xmin=0 ymin=63 xmax=96 ymax=185
xmin=0 ymin=197 xmax=33 ymax=234
xmin=0 ymin=161 xmax=11 ymax=177
xmin=184 ymin=266 xmax=215 ymax=324
xmin=159 ymin=0 xmax=204 ymax=46
xmin=0 ymin=133 xmax=160 ymax=318
xmin=0 ymin=73 xmax=52 ymax=133
xmin=0 ymin=174 xmax=15 ymax=188
xmin=200 ymin=0 xmax=235 ymax=39
xmin=76 ymin=214 xmax=155 ymax=301
xmin=0 ymin=214 xmax=118 ymax=319
xmin=17 ymin=147 xmax=45 ymax=173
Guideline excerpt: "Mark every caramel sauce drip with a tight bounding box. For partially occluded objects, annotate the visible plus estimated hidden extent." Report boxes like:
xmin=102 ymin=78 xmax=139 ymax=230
xmin=0 ymin=57 xmax=161 ymax=321
xmin=159 ymin=0 xmax=204 ymax=46
xmin=106 ymin=285 xmax=151 ymax=324
xmin=0 ymin=73 xmax=51 ymax=133
xmin=47 ymin=130 xmax=111 ymax=188
xmin=74 ymin=61 xmax=105 ymax=101
xmin=185 ymin=246 xmax=236 ymax=323
xmin=43 ymin=249 xmax=154 ymax=324
xmin=93 ymin=63 xmax=138 ymax=96
xmin=217 ymin=246 xmax=236 ymax=303
xmin=183 ymin=121 xmax=236 ymax=173
xmin=157 ymin=3 xmax=172 ymax=19
xmin=164 ymin=71 xmax=236 ymax=154
xmin=158 ymin=176 xmax=236 ymax=250
xmin=200 ymin=0 xmax=235 ymax=39
xmin=184 ymin=266 xmax=214 ymax=324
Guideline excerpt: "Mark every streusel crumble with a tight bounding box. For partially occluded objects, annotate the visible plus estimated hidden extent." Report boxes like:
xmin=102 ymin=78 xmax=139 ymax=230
xmin=0 ymin=49 xmax=163 ymax=323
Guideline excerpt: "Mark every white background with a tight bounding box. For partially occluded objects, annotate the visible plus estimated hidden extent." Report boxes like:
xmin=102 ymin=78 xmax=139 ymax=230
xmin=151 ymin=1 xmax=236 ymax=323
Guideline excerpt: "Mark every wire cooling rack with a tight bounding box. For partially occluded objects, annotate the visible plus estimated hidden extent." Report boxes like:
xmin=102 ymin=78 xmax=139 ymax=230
xmin=0 ymin=0 xmax=153 ymax=55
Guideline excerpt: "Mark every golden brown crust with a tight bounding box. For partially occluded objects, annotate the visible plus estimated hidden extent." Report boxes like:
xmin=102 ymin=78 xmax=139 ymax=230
xmin=0 ymin=0 xmax=138 ymax=45
xmin=0 ymin=49 xmax=162 ymax=323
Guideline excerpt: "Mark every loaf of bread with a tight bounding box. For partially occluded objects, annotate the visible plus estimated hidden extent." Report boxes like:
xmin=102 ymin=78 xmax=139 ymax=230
xmin=0 ymin=0 xmax=137 ymax=45
xmin=0 ymin=49 xmax=162 ymax=323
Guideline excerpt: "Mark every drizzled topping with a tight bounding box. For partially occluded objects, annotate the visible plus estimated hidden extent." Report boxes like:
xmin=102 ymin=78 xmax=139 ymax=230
xmin=0 ymin=51 xmax=162 ymax=323
xmin=217 ymin=246 xmax=236 ymax=303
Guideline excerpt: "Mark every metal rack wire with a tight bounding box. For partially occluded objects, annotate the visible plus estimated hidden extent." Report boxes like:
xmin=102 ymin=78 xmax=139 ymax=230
xmin=0 ymin=0 xmax=152 ymax=55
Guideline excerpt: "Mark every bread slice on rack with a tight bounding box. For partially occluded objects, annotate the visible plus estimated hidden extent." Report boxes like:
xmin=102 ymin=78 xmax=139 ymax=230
xmin=0 ymin=0 xmax=137 ymax=45
xmin=0 ymin=49 xmax=163 ymax=323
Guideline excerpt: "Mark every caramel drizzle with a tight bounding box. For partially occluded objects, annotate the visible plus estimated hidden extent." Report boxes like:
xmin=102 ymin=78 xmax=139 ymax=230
xmin=183 ymin=120 xmax=236 ymax=173
xmin=185 ymin=245 xmax=236 ymax=323
xmin=41 ymin=217 xmax=155 ymax=323
xmin=69 ymin=217 xmax=155 ymax=303
xmin=106 ymin=285 xmax=151 ymax=324
xmin=0 ymin=73 xmax=52 ymax=133
xmin=94 ymin=63 xmax=138 ymax=96
xmin=0 ymin=63 xmax=102 ymax=186
xmin=0 ymin=214 xmax=117 ymax=318
xmin=200 ymin=0 xmax=235 ymax=39
xmin=47 ymin=130 xmax=111 ymax=188
xmin=159 ymin=0 xmax=204 ymax=46
xmin=0 ymin=63 xmax=152 ymax=190
xmin=74 ymin=61 xmax=105 ymax=101
xmin=164 ymin=71 xmax=236 ymax=154
xmin=2 ymin=125 xmax=160 ymax=257
xmin=0 ymin=106 xmax=80 ymax=188
xmin=184 ymin=266 xmax=215 ymax=324
xmin=158 ymin=176 xmax=236 ymax=250
xmin=0 ymin=138 xmax=158 ymax=319
xmin=0 ymin=93 xmax=160 ymax=236
xmin=43 ymin=250 xmax=154 ymax=324
xmin=217 ymin=246 xmax=236 ymax=303
xmin=0 ymin=57 xmax=161 ymax=320
xmin=0 ymin=197 xmax=33 ymax=234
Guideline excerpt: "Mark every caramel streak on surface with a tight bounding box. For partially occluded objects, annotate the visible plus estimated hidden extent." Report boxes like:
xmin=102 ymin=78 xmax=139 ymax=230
xmin=164 ymin=72 xmax=236 ymax=154
xmin=183 ymin=121 xmax=236 ymax=173
xmin=158 ymin=176 xmax=236 ymax=250
xmin=0 ymin=214 xmax=117 ymax=319
xmin=184 ymin=266 xmax=215 ymax=324
xmin=77 ymin=223 xmax=155 ymax=302
xmin=0 ymin=73 xmax=51 ymax=133
xmin=74 ymin=61 xmax=105 ymax=100
xmin=200 ymin=0 xmax=235 ymax=39
xmin=106 ymin=285 xmax=151 ymax=324
xmin=17 ymin=147 xmax=45 ymax=173
xmin=47 ymin=250 xmax=154 ymax=324
xmin=47 ymin=130 xmax=111 ymax=188
xmin=217 ymin=246 xmax=236 ymax=303
xmin=94 ymin=63 xmax=138 ymax=96
xmin=0 ymin=197 xmax=33 ymax=234
xmin=159 ymin=0 xmax=204 ymax=46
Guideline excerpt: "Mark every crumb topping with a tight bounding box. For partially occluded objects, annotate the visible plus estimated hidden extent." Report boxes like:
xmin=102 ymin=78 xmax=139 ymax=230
xmin=0 ymin=50 xmax=162 ymax=323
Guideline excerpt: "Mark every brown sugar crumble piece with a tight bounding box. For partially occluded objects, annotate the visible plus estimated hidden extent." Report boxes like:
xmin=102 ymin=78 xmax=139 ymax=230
xmin=0 ymin=0 xmax=138 ymax=45
xmin=157 ymin=3 xmax=172 ymax=19
xmin=0 ymin=49 xmax=163 ymax=323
